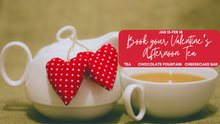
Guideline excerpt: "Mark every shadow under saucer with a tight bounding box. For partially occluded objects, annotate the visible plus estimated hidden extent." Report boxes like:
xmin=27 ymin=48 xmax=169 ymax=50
xmin=125 ymin=103 xmax=218 ymax=123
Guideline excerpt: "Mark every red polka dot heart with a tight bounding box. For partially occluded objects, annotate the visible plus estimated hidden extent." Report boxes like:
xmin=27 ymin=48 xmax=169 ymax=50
xmin=46 ymin=44 xmax=118 ymax=105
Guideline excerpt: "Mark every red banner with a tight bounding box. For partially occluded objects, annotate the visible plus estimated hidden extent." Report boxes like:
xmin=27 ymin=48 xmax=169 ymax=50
xmin=119 ymin=30 xmax=220 ymax=67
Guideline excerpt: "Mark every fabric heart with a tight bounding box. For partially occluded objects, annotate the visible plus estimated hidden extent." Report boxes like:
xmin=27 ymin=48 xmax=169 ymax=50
xmin=86 ymin=44 xmax=118 ymax=91
xmin=46 ymin=52 xmax=88 ymax=105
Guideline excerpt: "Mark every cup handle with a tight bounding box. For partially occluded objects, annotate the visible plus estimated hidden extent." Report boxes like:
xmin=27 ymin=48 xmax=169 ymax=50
xmin=123 ymin=84 xmax=146 ymax=121
xmin=56 ymin=26 xmax=76 ymax=42
xmin=0 ymin=41 xmax=32 ymax=86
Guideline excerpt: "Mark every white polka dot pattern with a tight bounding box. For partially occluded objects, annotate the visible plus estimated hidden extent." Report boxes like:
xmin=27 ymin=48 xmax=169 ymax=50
xmin=45 ymin=44 xmax=118 ymax=105
xmin=86 ymin=44 xmax=118 ymax=91
xmin=46 ymin=52 xmax=88 ymax=105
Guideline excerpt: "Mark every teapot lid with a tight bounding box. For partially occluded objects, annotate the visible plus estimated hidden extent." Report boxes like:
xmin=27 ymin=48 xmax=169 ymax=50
xmin=36 ymin=26 xmax=89 ymax=60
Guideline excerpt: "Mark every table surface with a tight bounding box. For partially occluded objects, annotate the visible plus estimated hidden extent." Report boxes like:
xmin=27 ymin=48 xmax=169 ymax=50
xmin=0 ymin=0 xmax=220 ymax=123
xmin=5 ymin=67 xmax=220 ymax=124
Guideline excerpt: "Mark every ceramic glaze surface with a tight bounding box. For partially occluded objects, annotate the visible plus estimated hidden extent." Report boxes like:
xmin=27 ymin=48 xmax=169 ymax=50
xmin=0 ymin=26 xmax=122 ymax=120
xmin=24 ymin=35 xmax=121 ymax=107
xmin=121 ymin=68 xmax=218 ymax=121
xmin=33 ymin=101 xmax=116 ymax=121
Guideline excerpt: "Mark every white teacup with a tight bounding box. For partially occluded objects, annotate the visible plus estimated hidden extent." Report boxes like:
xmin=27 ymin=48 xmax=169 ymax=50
xmin=121 ymin=67 xmax=218 ymax=121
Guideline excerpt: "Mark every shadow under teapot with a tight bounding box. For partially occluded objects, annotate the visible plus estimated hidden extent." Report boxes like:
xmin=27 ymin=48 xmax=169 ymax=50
xmin=0 ymin=26 xmax=122 ymax=121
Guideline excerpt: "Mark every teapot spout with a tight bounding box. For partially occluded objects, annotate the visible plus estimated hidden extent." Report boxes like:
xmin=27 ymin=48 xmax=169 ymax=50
xmin=78 ymin=32 xmax=119 ymax=52
xmin=55 ymin=26 xmax=119 ymax=52
xmin=97 ymin=31 xmax=119 ymax=50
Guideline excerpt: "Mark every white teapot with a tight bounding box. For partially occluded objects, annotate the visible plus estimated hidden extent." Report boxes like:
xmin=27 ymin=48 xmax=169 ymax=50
xmin=0 ymin=26 xmax=121 ymax=121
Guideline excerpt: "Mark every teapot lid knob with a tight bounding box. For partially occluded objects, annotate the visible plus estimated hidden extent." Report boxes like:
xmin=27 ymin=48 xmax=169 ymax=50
xmin=56 ymin=26 xmax=76 ymax=42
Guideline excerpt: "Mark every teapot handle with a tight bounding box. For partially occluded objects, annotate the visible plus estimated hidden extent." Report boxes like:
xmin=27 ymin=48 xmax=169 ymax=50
xmin=56 ymin=26 xmax=76 ymax=42
xmin=0 ymin=41 xmax=32 ymax=86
